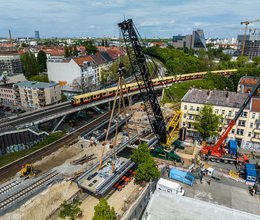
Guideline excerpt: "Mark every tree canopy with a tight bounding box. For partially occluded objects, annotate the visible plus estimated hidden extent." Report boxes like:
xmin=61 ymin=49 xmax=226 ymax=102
xmin=37 ymin=50 xmax=47 ymax=73
xmin=29 ymin=75 xmax=49 ymax=82
xmin=21 ymin=51 xmax=39 ymax=79
xmin=101 ymin=56 xmax=131 ymax=84
xmin=192 ymin=105 xmax=222 ymax=141
xmin=92 ymin=198 xmax=116 ymax=220
xmin=59 ymin=198 xmax=82 ymax=220
xmin=131 ymin=143 xmax=151 ymax=164
xmin=131 ymin=143 xmax=160 ymax=183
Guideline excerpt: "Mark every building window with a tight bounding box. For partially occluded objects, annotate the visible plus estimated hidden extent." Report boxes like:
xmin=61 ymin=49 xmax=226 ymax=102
xmin=189 ymin=106 xmax=194 ymax=111
xmin=222 ymin=110 xmax=225 ymax=115
xmin=231 ymin=129 xmax=235 ymax=134
xmin=248 ymin=132 xmax=251 ymax=137
xmin=196 ymin=107 xmax=200 ymax=111
xmin=252 ymin=113 xmax=255 ymax=119
xmin=183 ymin=114 xmax=186 ymax=119
xmin=228 ymin=111 xmax=232 ymax=117
xmin=242 ymin=111 xmax=247 ymax=118
xmin=189 ymin=114 xmax=193 ymax=120
xmin=238 ymin=120 xmax=246 ymax=127
xmin=215 ymin=109 xmax=219 ymax=114
xmin=250 ymin=123 xmax=253 ymax=128
xmin=236 ymin=129 xmax=244 ymax=136
xmin=184 ymin=105 xmax=187 ymax=110
xmin=183 ymin=122 xmax=186 ymax=127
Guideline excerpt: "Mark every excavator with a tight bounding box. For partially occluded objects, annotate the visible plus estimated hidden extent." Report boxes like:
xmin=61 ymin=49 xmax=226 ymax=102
xmin=118 ymin=19 xmax=182 ymax=162
xmin=20 ymin=164 xmax=35 ymax=178
xmin=201 ymin=78 xmax=260 ymax=165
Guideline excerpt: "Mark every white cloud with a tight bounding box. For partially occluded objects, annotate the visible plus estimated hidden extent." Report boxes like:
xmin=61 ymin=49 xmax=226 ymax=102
xmin=0 ymin=0 xmax=259 ymax=38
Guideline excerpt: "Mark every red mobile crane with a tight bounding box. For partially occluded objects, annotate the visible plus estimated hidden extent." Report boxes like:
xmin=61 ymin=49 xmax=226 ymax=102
xmin=201 ymin=79 xmax=260 ymax=164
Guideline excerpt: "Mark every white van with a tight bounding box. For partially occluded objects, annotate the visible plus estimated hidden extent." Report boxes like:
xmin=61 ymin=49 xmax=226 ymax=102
xmin=156 ymin=178 xmax=185 ymax=196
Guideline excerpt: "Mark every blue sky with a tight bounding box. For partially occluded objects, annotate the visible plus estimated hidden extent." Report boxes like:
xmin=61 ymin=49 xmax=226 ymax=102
xmin=0 ymin=0 xmax=260 ymax=39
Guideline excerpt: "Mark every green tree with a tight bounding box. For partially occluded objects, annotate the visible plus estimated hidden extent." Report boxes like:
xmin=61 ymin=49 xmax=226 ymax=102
xmin=83 ymin=40 xmax=97 ymax=55
xmin=253 ymin=56 xmax=260 ymax=67
xmin=30 ymin=75 xmax=49 ymax=82
xmin=237 ymin=56 xmax=249 ymax=67
xmin=59 ymin=198 xmax=82 ymax=220
xmin=73 ymin=46 xmax=78 ymax=57
xmin=131 ymin=143 xmax=151 ymax=164
xmin=61 ymin=93 xmax=68 ymax=102
xmin=92 ymin=198 xmax=116 ymax=220
xmin=193 ymin=105 xmax=222 ymax=141
xmin=21 ymin=51 xmax=39 ymax=79
xmin=37 ymin=50 xmax=47 ymax=73
xmin=64 ymin=46 xmax=69 ymax=58
xmin=135 ymin=158 xmax=160 ymax=182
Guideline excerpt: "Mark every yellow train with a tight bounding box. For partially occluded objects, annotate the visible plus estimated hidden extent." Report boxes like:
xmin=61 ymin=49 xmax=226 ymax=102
xmin=71 ymin=69 xmax=237 ymax=106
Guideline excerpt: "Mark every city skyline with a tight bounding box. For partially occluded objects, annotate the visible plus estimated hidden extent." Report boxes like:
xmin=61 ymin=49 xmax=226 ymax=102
xmin=0 ymin=0 xmax=260 ymax=39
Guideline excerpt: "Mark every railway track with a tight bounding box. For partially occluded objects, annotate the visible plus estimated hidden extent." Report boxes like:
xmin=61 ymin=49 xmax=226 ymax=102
xmin=0 ymin=112 xmax=111 ymax=180
xmin=0 ymin=180 xmax=22 ymax=196
xmin=0 ymin=170 xmax=60 ymax=213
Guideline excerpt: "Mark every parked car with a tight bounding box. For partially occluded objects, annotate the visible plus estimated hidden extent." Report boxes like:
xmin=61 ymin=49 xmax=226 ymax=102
xmin=4 ymin=106 xmax=11 ymax=111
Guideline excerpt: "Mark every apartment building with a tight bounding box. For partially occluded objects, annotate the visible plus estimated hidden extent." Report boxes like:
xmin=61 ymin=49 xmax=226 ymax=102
xmin=0 ymin=53 xmax=23 ymax=75
xmin=237 ymin=76 xmax=260 ymax=95
xmin=47 ymin=56 xmax=101 ymax=89
xmin=13 ymin=81 xmax=61 ymax=109
xmin=0 ymin=83 xmax=15 ymax=105
xmin=180 ymin=88 xmax=260 ymax=151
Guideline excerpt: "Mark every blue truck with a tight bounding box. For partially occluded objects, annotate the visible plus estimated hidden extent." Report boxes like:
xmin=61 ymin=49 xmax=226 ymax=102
xmin=169 ymin=168 xmax=195 ymax=186
xmin=245 ymin=163 xmax=257 ymax=183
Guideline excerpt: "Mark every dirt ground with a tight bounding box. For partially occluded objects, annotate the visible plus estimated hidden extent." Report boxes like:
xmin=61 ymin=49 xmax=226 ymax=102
xmin=78 ymin=179 xmax=143 ymax=220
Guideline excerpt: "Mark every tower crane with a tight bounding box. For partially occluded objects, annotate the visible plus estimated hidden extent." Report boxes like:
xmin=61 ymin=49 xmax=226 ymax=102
xmin=240 ymin=19 xmax=260 ymax=56
xmin=118 ymin=19 xmax=182 ymax=155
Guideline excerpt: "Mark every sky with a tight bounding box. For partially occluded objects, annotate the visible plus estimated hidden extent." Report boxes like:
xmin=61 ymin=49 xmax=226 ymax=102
xmin=0 ymin=0 xmax=260 ymax=39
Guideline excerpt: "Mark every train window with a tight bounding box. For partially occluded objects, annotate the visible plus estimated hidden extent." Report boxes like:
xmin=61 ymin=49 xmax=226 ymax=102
xmin=80 ymin=98 xmax=83 ymax=103
xmin=103 ymin=93 xmax=107 ymax=96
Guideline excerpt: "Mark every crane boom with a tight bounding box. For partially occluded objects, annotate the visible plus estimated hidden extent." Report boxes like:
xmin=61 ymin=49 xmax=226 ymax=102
xmin=118 ymin=19 xmax=167 ymax=144
xmin=213 ymin=78 xmax=260 ymax=151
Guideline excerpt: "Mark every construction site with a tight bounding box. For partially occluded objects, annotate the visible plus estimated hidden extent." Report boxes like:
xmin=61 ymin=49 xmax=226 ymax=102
xmin=0 ymin=18 xmax=260 ymax=220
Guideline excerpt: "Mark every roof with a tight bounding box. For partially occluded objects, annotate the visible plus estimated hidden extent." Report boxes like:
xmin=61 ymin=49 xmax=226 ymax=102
xmin=0 ymin=83 xmax=14 ymax=89
xmin=100 ymin=51 xmax=113 ymax=62
xmin=245 ymin=164 xmax=256 ymax=177
xmin=239 ymin=76 xmax=260 ymax=87
xmin=251 ymin=98 xmax=260 ymax=112
xmin=170 ymin=168 xmax=187 ymax=177
xmin=182 ymin=88 xmax=249 ymax=109
xmin=157 ymin=178 xmax=180 ymax=189
xmin=143 ymin=190 xmax=260 ymax=220
xmin=73 ymin=56 xmax=94 ymax=66
xmin=14 ymin=81 xmax=58 ymax=89
xmin=90 ymin=52 xmax=107 ymax=65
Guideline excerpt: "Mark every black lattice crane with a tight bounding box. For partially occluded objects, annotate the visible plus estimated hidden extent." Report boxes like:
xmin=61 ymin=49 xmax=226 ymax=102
xmin=240 ymin=19 xmax=260 ymax=56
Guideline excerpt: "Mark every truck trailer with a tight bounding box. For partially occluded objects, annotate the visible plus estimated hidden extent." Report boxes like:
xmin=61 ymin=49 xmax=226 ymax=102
xmin=169 ymin=168 xmax=195 ymax=186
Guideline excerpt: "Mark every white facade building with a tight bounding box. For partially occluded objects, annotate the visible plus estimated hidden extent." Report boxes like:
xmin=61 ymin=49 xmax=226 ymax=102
xmin=180 ymin=88 xmax=260 ymax=151
xmin=47 ymin=57 xmax=99 ymax=89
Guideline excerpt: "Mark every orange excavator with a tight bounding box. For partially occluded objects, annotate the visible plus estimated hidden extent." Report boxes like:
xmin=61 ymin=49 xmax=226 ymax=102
xmin=201 ymin=78 xmax=260 ymax=164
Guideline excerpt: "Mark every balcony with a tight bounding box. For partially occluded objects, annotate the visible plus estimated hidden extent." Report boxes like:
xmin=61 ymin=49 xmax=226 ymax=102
xmin=38 ymin=95 xmax=45 ymax=100
xmin=254 ymin=128 xmax=260 ymax=133
xmin=251 ymin=137 xmax=260 ymax=143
